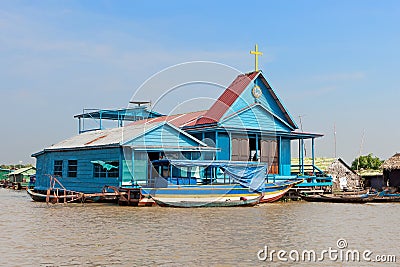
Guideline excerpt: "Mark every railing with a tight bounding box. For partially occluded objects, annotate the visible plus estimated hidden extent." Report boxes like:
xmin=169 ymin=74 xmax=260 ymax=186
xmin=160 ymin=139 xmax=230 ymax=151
xmin=267 ymin=163 xmax=333 ymax=189
xmin=291 ymin=164 xmax=326 ymax=177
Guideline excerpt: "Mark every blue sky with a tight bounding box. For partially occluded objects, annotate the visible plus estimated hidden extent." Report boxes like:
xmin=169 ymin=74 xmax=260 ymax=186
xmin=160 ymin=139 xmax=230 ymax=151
xmin=1 ymin=0 xmax=399 ymax=164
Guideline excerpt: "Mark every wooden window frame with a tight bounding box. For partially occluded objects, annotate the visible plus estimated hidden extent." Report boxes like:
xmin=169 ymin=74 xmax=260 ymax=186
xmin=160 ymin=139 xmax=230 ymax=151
xmin=67 ymin=160 xmax=78 ymax=178
xmin=54 ymin=160 xmax=63 ymax=177
xmin=93 ymin=161 xmax=119 ymax=178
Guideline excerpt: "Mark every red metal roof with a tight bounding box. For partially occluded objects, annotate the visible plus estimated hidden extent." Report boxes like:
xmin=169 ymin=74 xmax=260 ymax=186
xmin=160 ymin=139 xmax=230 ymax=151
xmin=130 ymin=71 xmax=259 ymax=128
xmin=130 ymin=110 xmax=207 ymax=128
xmin=195 ymin=71 xmax=259 ymax=125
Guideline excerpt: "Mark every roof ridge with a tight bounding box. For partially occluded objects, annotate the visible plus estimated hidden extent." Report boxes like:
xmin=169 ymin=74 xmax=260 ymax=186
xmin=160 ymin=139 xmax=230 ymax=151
xmin=195 ymin=72 xmax=257 ymax=125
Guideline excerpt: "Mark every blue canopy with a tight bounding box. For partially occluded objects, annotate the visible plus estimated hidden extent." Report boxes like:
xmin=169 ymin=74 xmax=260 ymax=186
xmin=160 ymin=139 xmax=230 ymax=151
xmin=152 ymin=160 xmax=268 ymax=192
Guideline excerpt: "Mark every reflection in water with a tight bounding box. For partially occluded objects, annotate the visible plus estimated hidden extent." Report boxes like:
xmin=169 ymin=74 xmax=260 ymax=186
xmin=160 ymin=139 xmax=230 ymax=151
xmin=0 ymin=189 xmax=399 ymax=266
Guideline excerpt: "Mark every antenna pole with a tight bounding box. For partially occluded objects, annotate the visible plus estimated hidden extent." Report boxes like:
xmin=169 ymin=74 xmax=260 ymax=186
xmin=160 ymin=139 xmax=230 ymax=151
xmin=299 ymin=115 xmax=306 ymax=157
xmin=356 ymin=129 xmax=366 ymax=172
xmin=334 ymin=123 xmax=337 ymax=158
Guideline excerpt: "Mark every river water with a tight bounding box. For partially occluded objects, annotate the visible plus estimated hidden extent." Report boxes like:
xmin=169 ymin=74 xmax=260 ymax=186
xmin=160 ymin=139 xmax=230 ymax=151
xmin=0 ymin=188 xmax=399 ymax=266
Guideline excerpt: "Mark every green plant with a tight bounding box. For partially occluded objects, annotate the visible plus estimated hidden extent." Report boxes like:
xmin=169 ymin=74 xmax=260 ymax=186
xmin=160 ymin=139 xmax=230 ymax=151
xmin=351 ymin=153 xmax=383 ymax=170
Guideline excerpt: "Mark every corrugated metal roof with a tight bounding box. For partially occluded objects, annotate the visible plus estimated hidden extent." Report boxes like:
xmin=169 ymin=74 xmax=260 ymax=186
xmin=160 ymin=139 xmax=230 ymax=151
xmin=40 ymin=120 xmax=213 ymax=152
xmin=8 ymin=167 xmax=36 ymax=175
xmin=128 ymin=71 xmax=298 ymax=131
xmin=46 ymin=121 xmax=165 ymax=150
xmin=292 ymin=158 xmax=338 ymax=171
xmin=291 ymin=158 xmax=355 ymax=174
xmin=358 ymin=169 xmax=383 ymax=176
xmin=130 ymin=110 xmax=207 ymax=128
xmin=195 ymin=71 xmax=258 ymax=125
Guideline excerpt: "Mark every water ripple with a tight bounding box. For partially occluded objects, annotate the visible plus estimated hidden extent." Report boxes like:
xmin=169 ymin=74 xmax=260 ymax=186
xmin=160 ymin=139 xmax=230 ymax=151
xmin=0 ymin=189 xmax=399 ymax=266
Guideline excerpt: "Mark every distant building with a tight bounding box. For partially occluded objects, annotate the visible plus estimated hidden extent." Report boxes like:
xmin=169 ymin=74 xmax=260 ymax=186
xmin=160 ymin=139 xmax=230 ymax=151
xmin=358 ymin=169 xmax=384 ymax=191
xmin=382 ymin=153 xmax=400 ymax=187
xmin=7 ymin=167 xmax=36 ymax=184
xmin=292 ymin=158 xmax=361 ymax=191
xmin=0 ymin=168 xmax=11 ymax=180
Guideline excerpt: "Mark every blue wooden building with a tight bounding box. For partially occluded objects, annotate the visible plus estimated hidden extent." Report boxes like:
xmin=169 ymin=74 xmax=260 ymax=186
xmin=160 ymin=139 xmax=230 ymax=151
xmin=32 ymin=121 xmax=216 ymax=193
xmin=32 ymin=69 xmax=331 ymax=193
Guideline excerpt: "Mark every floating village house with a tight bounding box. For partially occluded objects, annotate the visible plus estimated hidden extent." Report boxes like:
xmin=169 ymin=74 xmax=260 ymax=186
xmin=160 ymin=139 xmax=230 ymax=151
xmin=360 ymin=169 xmax=384 ymax=191
xmin=382 ymin=153 xmax=400 ymax=188
xmin=292 ymin=158 xmax=361 ymax=191
xmin=32 ymin=49 xmax=332 ymax=193
xmin=7 ymin=166 xmax=36 ymax=184
xmin=0 ymin=168 xmax=11 ymax=180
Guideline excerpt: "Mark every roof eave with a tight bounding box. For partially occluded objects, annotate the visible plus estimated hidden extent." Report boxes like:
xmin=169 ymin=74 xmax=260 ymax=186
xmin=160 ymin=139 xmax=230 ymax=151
xmin=258 ymin=73 xmax=299 ymax=129
xmin=34 ymin=144 xmax=121 ymax=155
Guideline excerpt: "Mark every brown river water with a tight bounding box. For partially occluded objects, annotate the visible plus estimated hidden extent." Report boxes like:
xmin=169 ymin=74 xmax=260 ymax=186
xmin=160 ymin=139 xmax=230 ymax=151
xmin=0 ymin=188 xmax=399 ymax=267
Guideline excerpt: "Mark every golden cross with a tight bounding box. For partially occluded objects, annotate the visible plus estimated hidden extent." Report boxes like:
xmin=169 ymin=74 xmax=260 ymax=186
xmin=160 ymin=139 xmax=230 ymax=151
xmin=250 ymin=44 xmax=263 ymax=71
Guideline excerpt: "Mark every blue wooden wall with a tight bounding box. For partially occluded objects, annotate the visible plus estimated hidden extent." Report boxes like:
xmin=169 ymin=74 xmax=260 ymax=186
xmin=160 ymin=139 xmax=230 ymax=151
xmin=35 ymin=147 xmax=120 ymax=193
xmin=280 ymin=139 xmax=291 ymax=176
xmin=216 ymin=131 xmax=230 ymax=160
xmin=222 ymin=75 xmax=295 ymax=131
xmin=126 ymin=123 xmax=202 ymax=148
xmin=219 ymin=104 xmax=292 ymax=132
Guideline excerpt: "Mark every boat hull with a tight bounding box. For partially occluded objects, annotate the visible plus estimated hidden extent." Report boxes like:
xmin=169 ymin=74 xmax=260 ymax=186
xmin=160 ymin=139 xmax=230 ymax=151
xmin=27 ymin=188 xmax=84 ymax=203
xmin=153 ymin=195 xmax=262 ymax=208
xmin=141 ymin=184 xmax=262 ymax=208
xmin=26 ymin=188 xmax=119 ymax=203
xmin=372 ymin=196 xmax=400 ymax=202
xmin=260 ymin=180 xmax=303 ymax=203
xmin=301 ymin=194 xmax=370 ymax=203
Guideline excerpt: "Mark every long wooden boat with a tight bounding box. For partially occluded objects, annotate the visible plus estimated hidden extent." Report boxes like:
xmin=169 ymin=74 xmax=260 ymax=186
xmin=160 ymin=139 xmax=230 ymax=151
xmin=141 ymin=160 xmax=271 ymax=208
xmin=27 ymin=187 xmax=122 ymax=203
xmin=141 ymin=183 xmax=262 ymax=208
xmin=152 ymin=195 xmax=262 ymax=208
xmin=260 ymin=179 xmax=303 ymax=203
xmin=371 ymin=191 xmax=400 ymax=202
xmin=145 ymin=180 xmax=302 ymax=207
xmin=27 ymin=188 xmax=85 ymax=203
xmin=27 ymin=176 xmax=121 ymax=204
xmin=141 ymin=160 xmax=308 ymax=207
xmin=301 ymin=194 xmax=371 ymax=203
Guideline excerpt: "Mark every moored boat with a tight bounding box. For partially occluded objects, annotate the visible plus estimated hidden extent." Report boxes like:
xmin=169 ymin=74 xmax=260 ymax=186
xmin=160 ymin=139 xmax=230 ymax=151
xmin=370 ymin=191 xmax=400 ymax=202
xmin=260 ymin=179 xmax=303 ymax=203
xmin=142 ymin=183 xmax=263 ymax=208
xmin=152 ymin=194 xmax=262 ymax=208
xmin=140 ymin=160 xmax=267 ymax=208
xmin=27 ymin=188 xmax=85 ymax=203
xmin=26 ymin=176 xmax=121 ymax=204
xmin=301 ymin=194 xmax=371 ymax=203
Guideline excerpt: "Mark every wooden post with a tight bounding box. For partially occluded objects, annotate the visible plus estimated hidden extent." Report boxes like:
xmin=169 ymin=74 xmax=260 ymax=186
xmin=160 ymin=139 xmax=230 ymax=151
xmin=312 ymin=138 xmax=315 ymax=175
xmin=278 ymin=136 xmax=282 ymax=175
xmin=300 ymin=139 xmax=304 ymax=174
xmin=56 ymin=189 xmax=59 ymax=203
xmin=46 ymin=189 xmax=50 ymax=203
xmin=298 ymin=140 xmax=301 ymax=174
xmin=255 ymin=133 xmax=259 ymax=161
xmin=215 ymin=131 xmax=219 ymax=160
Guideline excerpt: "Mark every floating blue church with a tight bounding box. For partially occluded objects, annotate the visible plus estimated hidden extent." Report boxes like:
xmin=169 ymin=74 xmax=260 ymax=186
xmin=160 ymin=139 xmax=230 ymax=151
xmin=32 ymin=47 xmax=332 ymax=194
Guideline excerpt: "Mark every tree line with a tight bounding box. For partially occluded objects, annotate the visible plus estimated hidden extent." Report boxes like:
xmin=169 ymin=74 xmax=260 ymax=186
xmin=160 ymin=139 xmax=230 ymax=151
xmin=351 ymin=153 xmax=383 ymax=171
xmin=0 ymin=164 xmax=34 ymax=170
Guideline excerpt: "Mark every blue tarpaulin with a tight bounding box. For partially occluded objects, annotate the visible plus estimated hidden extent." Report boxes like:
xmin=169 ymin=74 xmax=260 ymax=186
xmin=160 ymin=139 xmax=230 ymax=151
xmin=153 ymin=160 xmax=268 ymax=192
xmin=224 ymin=165 xmax=267 ymax=192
